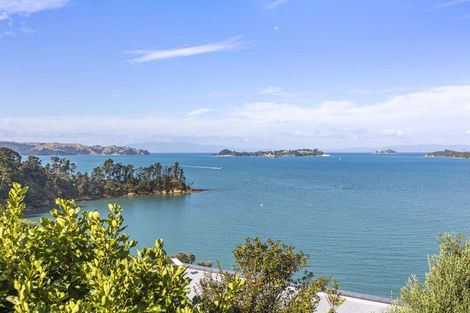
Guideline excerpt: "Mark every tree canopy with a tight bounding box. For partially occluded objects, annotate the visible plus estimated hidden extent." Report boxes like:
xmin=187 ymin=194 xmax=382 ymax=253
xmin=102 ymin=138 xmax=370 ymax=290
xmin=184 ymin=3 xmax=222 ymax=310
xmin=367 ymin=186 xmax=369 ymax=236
xmin=0 ymin=147 xmax=189 ymax=210
xmin=389 ymin=233 xmax=470 ymax=313
xmin=196 ymin=237 xmax=344 ymax=313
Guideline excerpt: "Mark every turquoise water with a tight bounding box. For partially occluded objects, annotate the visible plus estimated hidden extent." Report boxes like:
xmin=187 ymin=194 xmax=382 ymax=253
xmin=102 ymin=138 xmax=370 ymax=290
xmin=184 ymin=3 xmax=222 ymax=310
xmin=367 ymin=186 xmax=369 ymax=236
xmin=29 ymin=153 xmax=470 ymax=297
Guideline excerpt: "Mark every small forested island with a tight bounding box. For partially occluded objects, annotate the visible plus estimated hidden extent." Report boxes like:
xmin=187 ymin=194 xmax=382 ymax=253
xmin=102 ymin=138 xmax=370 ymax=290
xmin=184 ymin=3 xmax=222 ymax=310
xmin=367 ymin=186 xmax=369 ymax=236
xmin=215 ymin=148 xmax=327 ymax=157
xmin=375 ymin=149 xmax=396 ymax=154
xmin=0 ymin=147 xmax=191 ymax=210
xmin=0 ymin=141 xmax=150 ymax=156
xmin=425 ymin=149 xmax=470 ymax=159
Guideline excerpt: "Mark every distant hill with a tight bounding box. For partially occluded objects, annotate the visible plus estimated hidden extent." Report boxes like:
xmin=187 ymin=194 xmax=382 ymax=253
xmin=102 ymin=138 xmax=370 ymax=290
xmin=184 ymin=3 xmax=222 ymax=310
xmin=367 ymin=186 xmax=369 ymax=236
xmin=425 ymin=150 xmax=470 ymax=159
xmin=215 ymin=148 xmax=327 ymax=157
xmin=0 ymin=141 xmax=150 ymax=156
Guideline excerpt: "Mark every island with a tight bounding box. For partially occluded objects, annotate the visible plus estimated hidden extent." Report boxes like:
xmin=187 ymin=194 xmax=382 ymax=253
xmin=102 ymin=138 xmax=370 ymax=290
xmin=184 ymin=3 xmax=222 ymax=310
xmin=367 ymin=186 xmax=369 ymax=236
xmin=425 ymin=150 xmax=470 ymax=159
xmin=0 ymin=147 xmax=195 ymax=210
xmin=0 ymin=141 xmax=150 ymax=156
xmin=375 ymin=149 xmax=396 ymax=154
xmin=215 ymin=148 xmax=327 ymax=158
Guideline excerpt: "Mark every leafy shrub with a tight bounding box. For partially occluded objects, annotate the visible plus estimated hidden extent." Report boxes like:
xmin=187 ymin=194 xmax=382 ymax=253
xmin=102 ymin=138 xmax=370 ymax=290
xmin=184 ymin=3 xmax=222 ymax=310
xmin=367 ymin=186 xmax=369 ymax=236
xmin=173 ymin=252 xmax=196 ymax=264
xmin=389 ymin=233 xmax=470 ymax=313
xmin=196 ymin=237 xmax=344 ymax=313
xmin=0 ymin=183 xmax=196 ymax=312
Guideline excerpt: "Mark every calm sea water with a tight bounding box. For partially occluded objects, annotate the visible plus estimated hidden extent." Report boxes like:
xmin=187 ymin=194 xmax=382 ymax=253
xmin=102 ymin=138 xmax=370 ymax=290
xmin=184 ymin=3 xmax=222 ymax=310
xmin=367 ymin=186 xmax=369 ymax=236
xmin=29 ymin=153 xmax=470 ymax=297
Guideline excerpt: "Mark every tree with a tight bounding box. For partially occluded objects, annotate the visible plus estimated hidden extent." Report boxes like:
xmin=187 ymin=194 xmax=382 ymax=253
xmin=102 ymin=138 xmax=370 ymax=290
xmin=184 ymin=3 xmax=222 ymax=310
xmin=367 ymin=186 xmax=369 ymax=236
xmin=0 ymin=148 xmax=191 ymax=210
xmin=45 ymin=157 xmax=78 ymax=199
xmin=389 ymin=233 xmax=470 ymax=313
xmin=19 ymin=156 xmax=51 ymax=206
xmin=0 ymin=148 xmax=22 ymax=199
xmin=196 ymin=237 xmax=344 ymax=313
xmin=0 ymin=183 xmax=198 ymax=312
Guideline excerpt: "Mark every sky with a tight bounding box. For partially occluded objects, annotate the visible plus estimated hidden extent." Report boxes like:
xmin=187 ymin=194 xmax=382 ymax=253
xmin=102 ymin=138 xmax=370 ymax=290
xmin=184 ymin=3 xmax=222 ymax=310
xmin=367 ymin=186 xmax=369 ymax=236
xmin=1 ymin=0 xmax=470 ymax=151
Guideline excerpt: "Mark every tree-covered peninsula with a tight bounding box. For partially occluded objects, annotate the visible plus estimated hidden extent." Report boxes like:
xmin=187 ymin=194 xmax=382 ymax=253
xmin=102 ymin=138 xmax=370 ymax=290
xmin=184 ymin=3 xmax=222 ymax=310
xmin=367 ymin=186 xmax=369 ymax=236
xmin=425 ymin=149 xmax=470 ymax=159
xmin=215 ymin=148 xmax=327 ymax=157
xmin=0 ymin=147 xmax=190 ymax=210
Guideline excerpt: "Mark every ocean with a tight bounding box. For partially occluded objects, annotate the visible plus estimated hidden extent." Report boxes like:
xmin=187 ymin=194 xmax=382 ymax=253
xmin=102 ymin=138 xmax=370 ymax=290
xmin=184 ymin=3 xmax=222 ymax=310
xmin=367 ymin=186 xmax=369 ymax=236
xmin=29 ymin=153 xmax=470 ymax=297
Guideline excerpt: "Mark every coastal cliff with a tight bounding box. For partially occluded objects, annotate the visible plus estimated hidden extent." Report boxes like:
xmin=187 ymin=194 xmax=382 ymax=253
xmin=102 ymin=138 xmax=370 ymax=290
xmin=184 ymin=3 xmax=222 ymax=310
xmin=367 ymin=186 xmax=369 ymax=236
xmin=0 ymin=141 xmax=150 ymax=156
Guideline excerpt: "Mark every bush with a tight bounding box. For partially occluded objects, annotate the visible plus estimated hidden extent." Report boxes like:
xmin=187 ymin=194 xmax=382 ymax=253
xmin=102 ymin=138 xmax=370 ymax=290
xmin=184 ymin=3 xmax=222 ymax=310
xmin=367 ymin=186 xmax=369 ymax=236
xmin=196 ymin=237 xmax=344 ymax=313
xmin=0 ymin=183 xmax=196 ymax=312
xmin=173 ymin=252 xmax=196 ymax=264
xmin=389 ymin=233 xmax=470 ymax=313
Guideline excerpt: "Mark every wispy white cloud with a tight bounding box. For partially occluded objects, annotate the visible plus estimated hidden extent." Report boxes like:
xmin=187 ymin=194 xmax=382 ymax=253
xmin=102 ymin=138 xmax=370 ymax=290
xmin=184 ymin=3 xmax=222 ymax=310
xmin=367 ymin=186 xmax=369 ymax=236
xmin=2 ymin=85 xmax=470 ymax=149
xmin=0 ymin=0 xmax=69 ymax=20
xmin=259 ymin=86 xmax=283 ymax=95
xmin=436 ymin=0 xmax=470 ymax=8
xmin=0 ymin=25 xmax=35 ymax=37
xmin=186 ymin=108 xmax=212 ymax=117
xmin=126 ymin=37 xmax=244 ymax=63
xmin=263 ymin=0 xmax=289 ymax=10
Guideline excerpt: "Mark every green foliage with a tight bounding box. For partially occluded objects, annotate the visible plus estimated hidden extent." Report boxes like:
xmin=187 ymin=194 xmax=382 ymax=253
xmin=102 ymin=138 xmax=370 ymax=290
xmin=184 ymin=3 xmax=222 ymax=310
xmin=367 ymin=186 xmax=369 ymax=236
xmin=196 ymin=237 xmax=344 ymax=313
xmin=172 ymin=252 xmax=196 ymax=264
xmin=325 ymin=281 xmax=345 ymax=313
xmin=196 ymin=261 xmax=213 ymax=268
xmin=0 ymin=183 xmax=200 ymax=312
xmin=195 ymin=271 xmax=245 ymax=313
xmin=171 ymin=252 xmax=212 ymax=267
xmin=389 ymin=233 xmax=470 ymax=313
xmin=0 ymin=147 xmax=190 ymax=210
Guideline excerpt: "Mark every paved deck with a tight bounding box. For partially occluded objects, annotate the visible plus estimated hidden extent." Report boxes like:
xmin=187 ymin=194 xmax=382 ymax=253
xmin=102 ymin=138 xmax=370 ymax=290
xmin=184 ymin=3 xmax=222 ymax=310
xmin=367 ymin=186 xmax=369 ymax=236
xmin=173 ymin=260 xmax=392 ymax=313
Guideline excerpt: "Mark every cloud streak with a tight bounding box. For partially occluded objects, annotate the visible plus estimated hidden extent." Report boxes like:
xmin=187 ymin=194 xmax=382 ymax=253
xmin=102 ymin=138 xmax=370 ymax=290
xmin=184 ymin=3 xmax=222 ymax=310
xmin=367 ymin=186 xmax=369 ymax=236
xmin=259 ymin=86 xmax=283 ymax=95
xmin=263 ymin=0 xmax=289 ymax=10
xmin=127 ymin=37 xmax=244 ymax=63
xmin=436 ymin=0 xmax=470 ymax=8
xmin=186 ymin=108 xmax=212 ymax=117
xmin=0 ymin=0 xmax=69 ymax=20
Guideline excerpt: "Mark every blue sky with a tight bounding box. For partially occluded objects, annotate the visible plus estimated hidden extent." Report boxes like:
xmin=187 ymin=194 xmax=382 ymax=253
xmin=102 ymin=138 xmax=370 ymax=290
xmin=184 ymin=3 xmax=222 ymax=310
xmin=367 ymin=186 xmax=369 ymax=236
xmin=1 ymin=0 xmax=470 ymax=151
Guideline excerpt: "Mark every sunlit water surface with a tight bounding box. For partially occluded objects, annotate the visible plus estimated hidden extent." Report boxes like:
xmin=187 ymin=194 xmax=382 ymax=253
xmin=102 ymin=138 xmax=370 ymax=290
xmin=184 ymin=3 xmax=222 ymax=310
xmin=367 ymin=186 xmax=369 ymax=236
xmin=28 ymin=153 xmax=470 ymax=297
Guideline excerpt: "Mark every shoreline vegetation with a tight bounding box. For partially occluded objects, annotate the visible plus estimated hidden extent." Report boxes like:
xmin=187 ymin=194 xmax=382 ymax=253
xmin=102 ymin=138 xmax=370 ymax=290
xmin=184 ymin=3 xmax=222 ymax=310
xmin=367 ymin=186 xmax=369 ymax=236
xmin=425 ymin=149 xmax=470 ymax=159
xmin=215 ymin=148 xmax=328 ymax=158
xmin=0 ymin=147 xmax=195 ymax=211
xmin=0 ymin=141 xmax=150 ymax=156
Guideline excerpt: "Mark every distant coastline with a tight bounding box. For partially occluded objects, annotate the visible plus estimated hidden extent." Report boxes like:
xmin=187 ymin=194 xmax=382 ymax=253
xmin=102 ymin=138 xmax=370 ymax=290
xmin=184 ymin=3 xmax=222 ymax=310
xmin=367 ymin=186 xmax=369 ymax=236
xmin=214 ymin=148 xmax=327 ymax=158
xmin=0 ymin=141 xmax=150 ymax=156
xmin=374 ymin=149 xmax=396 ymax=154
xmin=425 ymin=149 xmax=470 ymax=159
